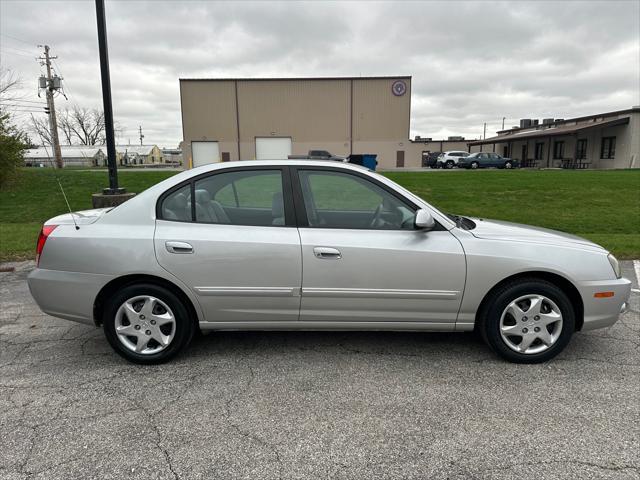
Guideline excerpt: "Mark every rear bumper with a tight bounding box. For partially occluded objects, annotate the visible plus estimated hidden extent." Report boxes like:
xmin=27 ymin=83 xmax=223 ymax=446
xmin=27 ymin=268 xmax=113 ymax=326
xmin=578 ymin=277 xmax=632 ymax=331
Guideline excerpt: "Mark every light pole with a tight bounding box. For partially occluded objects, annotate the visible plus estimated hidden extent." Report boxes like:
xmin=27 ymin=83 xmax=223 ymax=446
xmin=95 ymin=0 xmax=122 ymax=194
xmin=502 ymin=117 xmax=506 ymax=130
xmin=92 ymin=0 xmax=134 ymax=207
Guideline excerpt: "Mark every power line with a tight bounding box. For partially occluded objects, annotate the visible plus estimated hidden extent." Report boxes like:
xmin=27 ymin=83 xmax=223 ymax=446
xmin=0 ymin=49 xmax=35 ymax=59
xmin=0 ymin=32 xmax=36 ymax=46
xmin=1 ymin=44 xmax=35 ymax=55
xmin=3 ymin=109 xmax=45 ymax=113
xmin=1 ymin=104 xmax=46 ymax=110
xmin=1 ymin=99 xmax=47 ymax=105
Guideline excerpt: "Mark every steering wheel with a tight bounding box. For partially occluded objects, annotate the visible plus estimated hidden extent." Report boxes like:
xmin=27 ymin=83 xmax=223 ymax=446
xmin=368 ymin=204 xmax=383 ymax=228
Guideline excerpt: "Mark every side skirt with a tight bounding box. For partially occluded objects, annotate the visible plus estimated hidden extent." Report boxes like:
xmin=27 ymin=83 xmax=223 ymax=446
xmin=198 ymin=321 xmax=474 ymax=332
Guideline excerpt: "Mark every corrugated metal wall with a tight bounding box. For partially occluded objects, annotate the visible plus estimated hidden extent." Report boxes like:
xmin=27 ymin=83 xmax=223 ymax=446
xmin=180 ymin=77 xmax=413 ymax=166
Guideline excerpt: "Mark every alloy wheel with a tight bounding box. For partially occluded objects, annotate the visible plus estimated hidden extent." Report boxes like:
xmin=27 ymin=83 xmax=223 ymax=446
xmin=499 ymin=294 xmax=563 ymax=354
xmin=114 ymin=295 xmax=176 ymax=355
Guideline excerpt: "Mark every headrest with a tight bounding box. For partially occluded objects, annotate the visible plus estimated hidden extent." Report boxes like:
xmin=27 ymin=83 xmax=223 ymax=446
xmin=168 ymin=192 xmax=187 ymax=209
xmin=195 ymin=189 xmax=211 ymax=204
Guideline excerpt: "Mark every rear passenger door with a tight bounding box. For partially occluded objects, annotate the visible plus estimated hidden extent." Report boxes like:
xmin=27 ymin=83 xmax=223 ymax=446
xmin=154 ymin=167 xmax=302 ymax=324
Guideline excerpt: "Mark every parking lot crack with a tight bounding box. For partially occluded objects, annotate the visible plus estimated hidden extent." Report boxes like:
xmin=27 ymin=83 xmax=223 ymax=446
xmin=480 ymin=459 xmax=639 ymax=474
xmin=145 ymin=409 xmax=180 ymax=480
xmin=222 ymin=364 xmax=283 ymax=480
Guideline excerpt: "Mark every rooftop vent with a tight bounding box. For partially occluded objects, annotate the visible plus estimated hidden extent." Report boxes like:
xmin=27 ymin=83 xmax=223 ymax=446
xmin=447 ymin=136 xmax=465 ymax=141
xmin=519 ymin=119 xmax=532 ymax=128
xmin=542 ymin=118 xmax=555 ymax=125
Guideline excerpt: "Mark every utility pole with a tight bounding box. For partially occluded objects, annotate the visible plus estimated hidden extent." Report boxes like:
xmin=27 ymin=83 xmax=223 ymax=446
xmin=138 ymin=125 xmax=144 ymax=145
xmin=502 ymin=117 xmax=506 ymax=130
xmin=483 ymin=122 xmax=486 ymax=140
xmin=38 ymin=45 xmax=63 ymax=168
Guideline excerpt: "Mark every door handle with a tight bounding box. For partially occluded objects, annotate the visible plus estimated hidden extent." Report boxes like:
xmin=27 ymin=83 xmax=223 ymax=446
xmin=166 ymin=241 xmax=194 ymax=254
xmin=313 ymin=247 xmax=341 ymax=259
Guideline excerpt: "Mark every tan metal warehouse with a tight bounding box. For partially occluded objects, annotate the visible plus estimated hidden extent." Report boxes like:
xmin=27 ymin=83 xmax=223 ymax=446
xmin=179 ymin=76 xmax=432 ymax=169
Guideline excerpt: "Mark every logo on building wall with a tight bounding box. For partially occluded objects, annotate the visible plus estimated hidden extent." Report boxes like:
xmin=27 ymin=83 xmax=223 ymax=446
xmin=392 ymin=80 xmax=407 ymax=96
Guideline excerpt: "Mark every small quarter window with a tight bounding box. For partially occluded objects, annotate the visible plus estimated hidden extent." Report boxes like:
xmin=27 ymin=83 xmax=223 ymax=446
xmin=160 ymin=185 xmax=192 ymax=222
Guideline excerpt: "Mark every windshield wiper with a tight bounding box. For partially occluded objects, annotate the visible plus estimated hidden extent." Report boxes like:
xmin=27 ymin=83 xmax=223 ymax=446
xmin=447 ymin=213 xmax=464 ymax=228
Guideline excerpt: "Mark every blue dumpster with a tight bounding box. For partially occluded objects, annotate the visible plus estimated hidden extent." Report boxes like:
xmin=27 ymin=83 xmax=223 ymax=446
xmin=362 ymin=154 xmax=378 ymax=171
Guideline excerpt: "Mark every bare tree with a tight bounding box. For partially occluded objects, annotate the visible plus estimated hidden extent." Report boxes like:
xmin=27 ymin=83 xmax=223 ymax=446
xmin=0 ymin=68 xmax=21 ymax=106
xmin=29 ymin=114 xmax=52 ymax=146
xmin=55 ymin=105 xmax=105 ymax=145
xmin=30 ymin=104 xmax=125 ymax=147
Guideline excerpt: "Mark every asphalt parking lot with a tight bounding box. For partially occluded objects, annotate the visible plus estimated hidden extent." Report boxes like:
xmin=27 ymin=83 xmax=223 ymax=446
xmin=1 ymin=261 xmax=638 ymax=480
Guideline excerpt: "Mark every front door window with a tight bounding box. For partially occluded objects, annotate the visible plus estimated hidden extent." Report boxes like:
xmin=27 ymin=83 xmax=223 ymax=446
xmin=297 ymin=170 xmax=415 ymax=230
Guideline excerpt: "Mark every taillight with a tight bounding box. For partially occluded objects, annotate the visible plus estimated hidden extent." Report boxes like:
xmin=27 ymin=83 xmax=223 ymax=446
xmin=36 ymin=225 xmax=57 ymax=267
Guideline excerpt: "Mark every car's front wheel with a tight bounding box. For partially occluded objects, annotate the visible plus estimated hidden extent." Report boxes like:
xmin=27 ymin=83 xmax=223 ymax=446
xmin=446 ymin=160 xmax=455 ymax=169
xmin=479 ymin=278 xmax=575 ymax=363
xmin=103 ymin=283 xmax=195 ymax=364
xmin=470 ymin=161 xmax=479 ymax=169
xmin=504 ymin=161 xmax=513 ymax=169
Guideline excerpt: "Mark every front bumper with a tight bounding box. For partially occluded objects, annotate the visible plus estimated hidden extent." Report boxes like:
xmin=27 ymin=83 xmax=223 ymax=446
xmin=578 ymin=277 xmax=632 ymax=331
xmin=28 ymin=268 xmax=114 ymax=326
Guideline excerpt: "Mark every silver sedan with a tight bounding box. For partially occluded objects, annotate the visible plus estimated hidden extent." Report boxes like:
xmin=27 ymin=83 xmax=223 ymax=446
xmin=28 ymin=160 xmax=631 ymax=364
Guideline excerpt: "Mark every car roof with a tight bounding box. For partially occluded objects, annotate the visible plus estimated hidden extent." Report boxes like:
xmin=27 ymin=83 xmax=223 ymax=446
xmin=189 ymin=159 xmax=367 ymax=173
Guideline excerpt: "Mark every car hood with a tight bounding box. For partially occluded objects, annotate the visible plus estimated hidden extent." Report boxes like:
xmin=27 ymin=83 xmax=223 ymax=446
xmin=469 ymin=218 xmax=605 ymax=252
xmin=46 ymin=208 xmax=112 ymax=226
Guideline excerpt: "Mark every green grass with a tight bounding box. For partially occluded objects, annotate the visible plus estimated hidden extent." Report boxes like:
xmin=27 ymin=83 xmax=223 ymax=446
xmin=1 ymin=168 xmax=638 ymax=262
xmin=0 ymin=169 xmax=176 ymax=261
xmin=384 ymin=169 xmax=640 ymax=259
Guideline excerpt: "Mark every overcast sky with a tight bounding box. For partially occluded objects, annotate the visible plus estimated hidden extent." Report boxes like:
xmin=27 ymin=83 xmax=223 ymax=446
xmin=1 ymin=0 xmax=638 ymax=148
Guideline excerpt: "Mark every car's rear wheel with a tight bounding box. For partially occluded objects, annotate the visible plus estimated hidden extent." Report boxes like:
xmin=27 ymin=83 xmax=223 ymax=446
xmin=479 ymin=278 xmax=575 ymax=363
xmin=103 ymin=283 xmax=195 ymax=364
xmin=446 ymin=160 xmax=455 ymax=169
xmin=470 ymin=161 xmax=479 ymax=169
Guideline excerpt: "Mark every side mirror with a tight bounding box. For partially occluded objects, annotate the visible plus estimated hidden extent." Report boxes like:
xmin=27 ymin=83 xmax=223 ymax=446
xmin=414 ymin=209 xmax=435 ymax=230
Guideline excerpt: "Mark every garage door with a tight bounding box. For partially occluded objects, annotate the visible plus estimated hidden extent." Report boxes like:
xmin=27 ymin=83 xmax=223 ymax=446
xmin=192 ymin=141 xmax=220 ymax=167
xmin=255 ymin=137 xmax=292 ymax=160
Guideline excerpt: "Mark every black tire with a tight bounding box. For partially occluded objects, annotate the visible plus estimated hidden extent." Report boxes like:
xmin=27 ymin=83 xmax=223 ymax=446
xmin=478 ymin=278 xmax=575 ymax=363
xmin=446 ymin=160 xmax=455 ymax=169
xmin=470 ymin=161 xmax=479 ymax=169
xmin=103 ymin=283 xmax=195 ymax=364
xmin=504 ymin=161 xmax=513 ymax=169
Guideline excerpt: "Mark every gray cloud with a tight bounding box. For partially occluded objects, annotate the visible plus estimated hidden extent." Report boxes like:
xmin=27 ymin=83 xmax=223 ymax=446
xmin=1 ymin=0 xmax=638 ymax=146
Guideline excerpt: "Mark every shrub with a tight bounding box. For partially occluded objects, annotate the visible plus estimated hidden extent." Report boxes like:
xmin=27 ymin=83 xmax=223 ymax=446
xmin=0 ymin=112 xmax=28 ymax=188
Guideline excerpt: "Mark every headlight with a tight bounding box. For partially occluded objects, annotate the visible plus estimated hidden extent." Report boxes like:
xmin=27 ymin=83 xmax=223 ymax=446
xmin=607 ymin=254 xmax=621 ymax=279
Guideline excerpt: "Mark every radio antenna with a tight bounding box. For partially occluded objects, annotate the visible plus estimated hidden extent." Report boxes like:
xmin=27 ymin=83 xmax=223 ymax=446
xmin=42 ymin=144 xmax=80 ymax=230
xmin=56 ymin=177 xmax=79 ymax=230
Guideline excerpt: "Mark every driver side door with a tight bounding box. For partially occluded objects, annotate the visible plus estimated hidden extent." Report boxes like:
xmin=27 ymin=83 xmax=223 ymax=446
xmin=292 ymin=167 xmax=466 ymax=327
